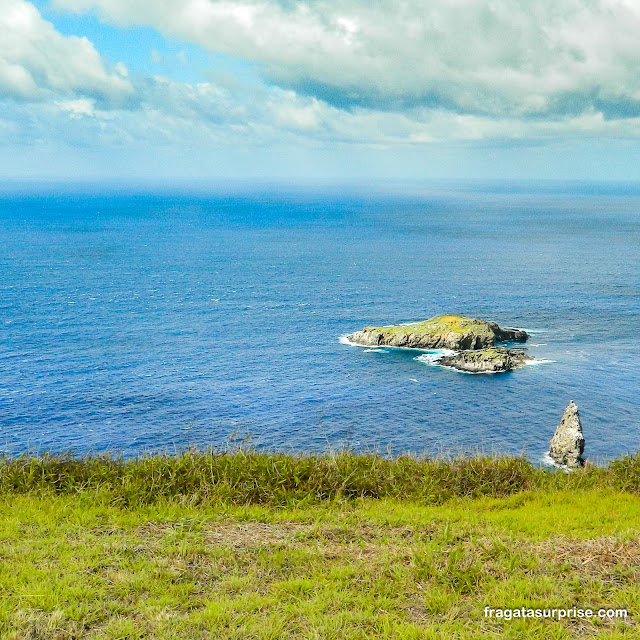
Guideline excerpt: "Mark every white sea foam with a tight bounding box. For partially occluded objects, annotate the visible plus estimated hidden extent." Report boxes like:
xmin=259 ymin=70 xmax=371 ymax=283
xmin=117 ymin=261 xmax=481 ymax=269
xmin=339 ymin=335 xmax=391 ymax=351
xmin=416 ymin=356 xmax=500 ymax=375
xmin=339 ymin=335 xmax=433 ymax=352
xmin=541 ymin=452 xmax=571 ymax=473
xmin=415 ymin=352 xmax=554 ymax=374
xmin=341 ymin=335 xmax=554 ymax=370
xmin=541 ymin=452 xmax=559 ymax=467
xmin=414 ymin=350 xmax=456 ymax=366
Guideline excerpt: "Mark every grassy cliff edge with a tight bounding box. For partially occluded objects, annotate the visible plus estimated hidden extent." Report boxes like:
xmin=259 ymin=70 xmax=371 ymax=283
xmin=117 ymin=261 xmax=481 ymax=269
xmin=2 ymin=451 xmax=640 ymax=639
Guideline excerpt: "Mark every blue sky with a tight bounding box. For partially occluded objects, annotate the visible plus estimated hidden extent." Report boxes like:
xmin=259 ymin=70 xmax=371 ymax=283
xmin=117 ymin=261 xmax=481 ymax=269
xmin=3 ymin=0 xmax=640 ymax=182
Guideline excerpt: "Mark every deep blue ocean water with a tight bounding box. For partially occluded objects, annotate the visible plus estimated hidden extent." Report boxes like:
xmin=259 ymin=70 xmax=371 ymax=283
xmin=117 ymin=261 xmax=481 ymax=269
xmin=1 ymin=183 xmax=639 ymax=463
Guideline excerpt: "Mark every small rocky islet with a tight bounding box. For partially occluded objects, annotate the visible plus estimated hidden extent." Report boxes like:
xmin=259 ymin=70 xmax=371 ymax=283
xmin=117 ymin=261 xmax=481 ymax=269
xmin=346 ymin=314 xmax=532 ymax=373
xmin=435 ymin=347 xmax=530 ymax=373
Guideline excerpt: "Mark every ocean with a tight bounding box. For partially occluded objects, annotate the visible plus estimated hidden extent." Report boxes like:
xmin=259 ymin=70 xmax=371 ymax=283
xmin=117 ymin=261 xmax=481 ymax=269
xmin=1 ymin=183 xmax=639 ymax=463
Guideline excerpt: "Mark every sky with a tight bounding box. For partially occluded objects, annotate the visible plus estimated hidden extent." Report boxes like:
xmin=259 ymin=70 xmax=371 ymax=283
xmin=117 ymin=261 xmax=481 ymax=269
xmin=3 ymin=0 xmax=640 ymax=182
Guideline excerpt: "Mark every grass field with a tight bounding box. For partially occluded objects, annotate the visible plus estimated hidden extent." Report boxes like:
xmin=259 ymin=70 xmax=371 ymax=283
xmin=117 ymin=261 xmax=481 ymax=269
xmin=2 ymin=452 xmax=640 ymax=639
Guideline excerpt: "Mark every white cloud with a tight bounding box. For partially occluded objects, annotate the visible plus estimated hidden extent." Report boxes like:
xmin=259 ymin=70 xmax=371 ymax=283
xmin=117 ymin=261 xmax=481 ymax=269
xmin=55 ymin=97 xmax=96 ymax=116
xmin=6 ymin=0 xmax=640 ymax=174
xmin=49 ymin=0 xmax=640 ymax=118
xmin=269 ymin=93 xmax=322 ymax=131
xmin=7 ymin=75 xmax=640 ymax=157
xmin=0 ymin=0 xmax=133 ymax=104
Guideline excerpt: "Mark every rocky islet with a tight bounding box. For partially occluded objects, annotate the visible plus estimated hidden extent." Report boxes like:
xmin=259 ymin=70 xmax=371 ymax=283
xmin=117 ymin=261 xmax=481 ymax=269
xmin=434 ymin=347 xmax=530 ymax=373
xmin=346 ymin=314 xmax=531 ymax=373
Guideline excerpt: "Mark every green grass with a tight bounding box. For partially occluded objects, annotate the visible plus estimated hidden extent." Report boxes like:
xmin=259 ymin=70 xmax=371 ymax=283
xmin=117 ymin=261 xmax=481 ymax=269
xmin=0 ymin=451 xmax=544 ymax=506
xmin=3 ymin=451 xmax=640 ymax=638
xmin=367 ymin=314 xmax=492 ymax=337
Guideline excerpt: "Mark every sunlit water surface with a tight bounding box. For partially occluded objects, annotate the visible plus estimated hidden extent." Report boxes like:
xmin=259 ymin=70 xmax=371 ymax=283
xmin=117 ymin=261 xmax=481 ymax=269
xmin=1 ymin=185 xmax=639 ymax=462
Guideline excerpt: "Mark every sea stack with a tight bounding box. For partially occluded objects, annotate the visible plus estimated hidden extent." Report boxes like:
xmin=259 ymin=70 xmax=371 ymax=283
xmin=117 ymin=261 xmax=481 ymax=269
xmin=549 ymin=401 xmax=585 ymax=468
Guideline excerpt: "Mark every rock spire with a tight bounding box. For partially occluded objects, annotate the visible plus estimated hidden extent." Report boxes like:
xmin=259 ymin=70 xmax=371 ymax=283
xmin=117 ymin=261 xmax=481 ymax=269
xmin=549 ymin=401 xmax=585 ymax=468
